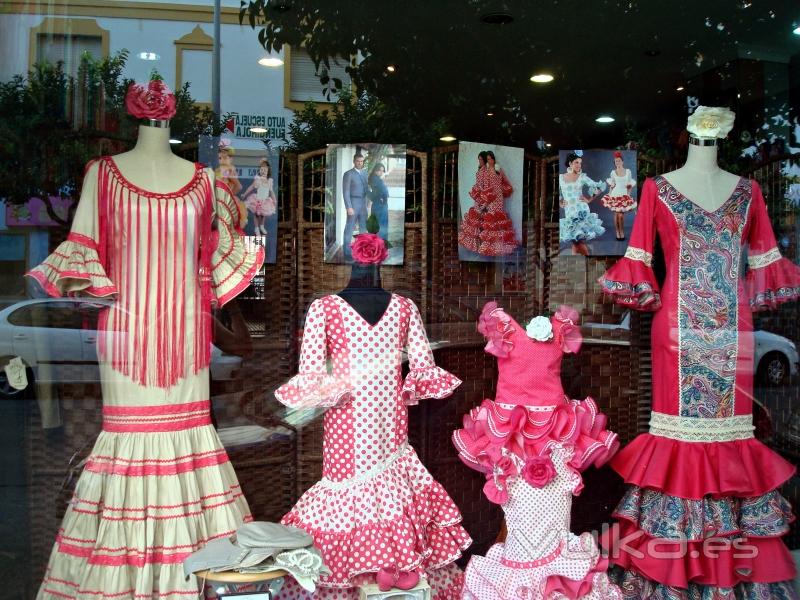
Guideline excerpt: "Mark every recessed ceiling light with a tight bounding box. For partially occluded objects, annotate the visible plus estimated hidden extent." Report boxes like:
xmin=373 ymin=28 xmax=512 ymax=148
xmin=595 ymin=116 xmax=615 ymax=123
xmin=546 ymin=143 xmax=552 ymax=147
xmin=530 ymin=73 xmax=554 ymax=84
xmin=794 ymin=25 xmax=800 ymax=35
xmin=386 ymin=65 xmax=396 ymax=72
xmin=481 ymin=11 xmax=514 ymax=25
xmin=169 ymin=138 xmax=182 ymax=144
xmin=138 ymin=52 xmax=160 ymax=61
xmin=486 ymin=112 xmax=494 ymax=117
xmin=676 ymin=85 xmax=685 ymax=91
xmin=250 ymin=127 xmax=268 ymax=134
xmin=258 ymin=57 xmax=284 ymax=67
xmin=439 ymin=135 xmax=457 ymax=142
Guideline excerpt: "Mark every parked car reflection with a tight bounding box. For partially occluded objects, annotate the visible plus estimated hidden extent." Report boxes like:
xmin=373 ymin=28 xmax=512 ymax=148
xmin=0 ymin=298 xmax=243 ymax=398
xmin=585 ymin=311 xmax=799 ymax=386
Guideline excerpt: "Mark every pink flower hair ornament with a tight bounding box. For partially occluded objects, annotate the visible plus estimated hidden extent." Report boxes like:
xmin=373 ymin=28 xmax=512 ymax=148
xmin=350 ymin=233 xmax=388 ymax=265
xmin=125 ymin=80 xmax=177 ymax=121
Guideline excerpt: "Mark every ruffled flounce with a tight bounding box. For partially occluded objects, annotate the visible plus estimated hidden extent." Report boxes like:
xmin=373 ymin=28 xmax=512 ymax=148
xmin=275 ymin=563 xmax=464 ymax=599
xmin=603 ymin=520 xmax=796 ymax=589
xmin=26 ymin=233 xmax=116 ymax=298
xmin=244 ymin=193 xmax=276 ymax=217
xmin=459 ymin=208 xmax=519 ymax=256
xmin=598 ymin=257 xmax=662 ymax=310
xmin=476 ymin=301 xmax=515 ymax=358
xmin=401 ymin=366 xmax=462 ymax=406
xmin=463 ymin=534 xmax=622 ymax=600
xmin=610 ymin=433 xmax=795 ymax=500
xmin=614 ymin=486 xmax=794 ymax=541
xmin=212 ymin=186 xmax=266 ymax=307
xmin=275 ymin=373 xmax=353 ymax=409
xmin=453 ymin=398 xmax=619 ymax=495
xmin=281 ymin=447 xmax=472 ymax=588
xmin=37 ymin=426 xmax=251 ymax=599
xmin=559 ymin=208 xmax=605 ymax=243
xmin=610 ymin=566 xmax=799 ymax=600
xmin=602 ymin=194 xmax=638 ymax=213
xmin=746 ymin=257 xmax=800 ymax=311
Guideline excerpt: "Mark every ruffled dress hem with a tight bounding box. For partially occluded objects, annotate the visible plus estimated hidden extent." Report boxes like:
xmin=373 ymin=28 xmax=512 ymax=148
xmin=610 ymin=433 xmax=796 ymax=500
xmin=401 ymin=367 xmax=462 ymax=406
xmin=281 ymin=446 xmax=472 ymax=588
xmin=598 ymin=257 xmax=661 ymax=310
xmin=746 ymin=256 xmax=800 ymax=311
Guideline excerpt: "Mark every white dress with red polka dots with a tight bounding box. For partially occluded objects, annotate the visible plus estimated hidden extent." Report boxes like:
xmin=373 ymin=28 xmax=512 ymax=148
xmin=275 ymin=293 xmax=472 ymax=596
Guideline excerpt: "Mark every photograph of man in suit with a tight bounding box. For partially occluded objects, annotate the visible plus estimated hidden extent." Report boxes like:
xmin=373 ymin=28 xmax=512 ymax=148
xmin=341 ymin=152 xmax=369 ymax=260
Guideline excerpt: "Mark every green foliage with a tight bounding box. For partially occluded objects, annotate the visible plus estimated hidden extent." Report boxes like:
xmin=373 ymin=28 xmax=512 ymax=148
xmin=0 ymin=50 xmax=224 ymax=224
xmin=285 ymin=88 xmax=441 ymax=153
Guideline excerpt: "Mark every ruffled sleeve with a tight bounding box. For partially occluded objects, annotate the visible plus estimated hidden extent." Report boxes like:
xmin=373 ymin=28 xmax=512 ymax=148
xmin=275 ymin=298 xmax=353 ymax=409
xmin=211 ymin=180 xmax=265 ymax=307
xmin=476 ymin=301 xmax=515 ymax=357
xmin=400 ymin=298 xmax=461 ymax=405
xmin=26 ymin=160 xmax=116 ymax=298
xmin=745 ymin=180 xmax=800 ymax=311
xmin=553 ymin=305 xmax=582 ymax=354
xmin=598 ymin=178 xmax=661 ymax=310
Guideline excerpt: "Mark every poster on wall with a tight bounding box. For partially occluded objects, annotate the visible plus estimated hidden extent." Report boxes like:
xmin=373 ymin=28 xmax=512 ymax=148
xmin=199 ymin=136 xmax=278 ymax=265
xmin=457 ymin=141 xmax=524 ymax=262
xmin=324 ymin=144 xmax=406 ymax=265
xmin=558 ymin=149 xmax=637 ymax=256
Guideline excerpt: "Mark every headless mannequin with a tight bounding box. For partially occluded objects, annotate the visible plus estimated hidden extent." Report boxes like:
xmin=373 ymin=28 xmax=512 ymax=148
xmin=337 ymin=264 xmax=392 ymax=326
xmin=662 ymin=137 xmax=740 ymax=212
xmin=112 ymin=121 xmax=197 ymax=193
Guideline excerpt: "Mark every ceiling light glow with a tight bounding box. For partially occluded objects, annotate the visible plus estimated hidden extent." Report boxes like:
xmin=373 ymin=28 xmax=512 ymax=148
xmin=530 ymin=73 xmax=554 ymax=84
xmin=258 ymin=57 xmax=284 ymax=67
xmin=250 ymin=127 xmax=268 ymax=134
xmin=439 ymin=135 xmax=457 ymax=142
xmin=595 ymin=116 xmax=615 ymax=123
xmin=169 ymin=138 xmax=182 ymax=144
xmin=138 ymin=52 xmax=160 ymax=61
xmin=676 ymin=86 xmax=685 ymax=91
xmin=386 ymin=65 xmax=396 ymax=72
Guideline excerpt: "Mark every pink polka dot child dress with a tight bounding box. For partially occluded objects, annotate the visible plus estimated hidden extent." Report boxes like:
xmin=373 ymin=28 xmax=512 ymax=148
xmin=274 ymin=293 xmax=472 ymax=597
xmin=453 ymin=302 xmax=621 ymax=600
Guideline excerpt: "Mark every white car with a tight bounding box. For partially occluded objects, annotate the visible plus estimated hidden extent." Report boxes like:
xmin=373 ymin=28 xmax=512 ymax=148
xmin=585 ymin=312 xmax=799 ymax=386
xmin=0 ymin=298 xmax=242 ymax=395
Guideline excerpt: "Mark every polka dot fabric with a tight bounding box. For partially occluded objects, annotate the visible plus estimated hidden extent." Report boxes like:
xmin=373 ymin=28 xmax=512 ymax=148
xmin=463 ymin=448 xmax=622 ymax=600
xmin=274 ymin=294 xmax=470 ymax=593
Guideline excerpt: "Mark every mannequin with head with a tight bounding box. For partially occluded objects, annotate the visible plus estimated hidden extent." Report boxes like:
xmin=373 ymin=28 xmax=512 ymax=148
xmin=662 ymin=106 xmax=740 ymax=211
xmin=112 ymin=79 xmax=196 ymax=193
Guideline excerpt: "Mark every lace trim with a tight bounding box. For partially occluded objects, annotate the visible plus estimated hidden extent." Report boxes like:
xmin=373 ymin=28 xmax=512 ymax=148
xmin=317 ymin=442 xmax=409 ymax=490
xmin=624 ymin=246 xmax=653 ymax=267
xmin=748 ymin=247 xmax=782 ymax=269
xmin=649 ymin=412 xmax=754 ymax=442
xmin=496 ymin=402 xmax=557 ymax=412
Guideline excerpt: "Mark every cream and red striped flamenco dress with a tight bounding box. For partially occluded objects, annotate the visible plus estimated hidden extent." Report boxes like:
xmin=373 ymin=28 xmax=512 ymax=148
xmin=27 ymin=157 xmax=264 ymax=599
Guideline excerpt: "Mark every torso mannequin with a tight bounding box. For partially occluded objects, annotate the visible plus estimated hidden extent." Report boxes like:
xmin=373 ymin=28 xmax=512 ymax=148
xmin=337 ymin=264 xmax=392 ymax=325
xmin=661 ymin=139 xmax=740 ymax=211
xmin=112 ymin=123 xmax=197 ymax=192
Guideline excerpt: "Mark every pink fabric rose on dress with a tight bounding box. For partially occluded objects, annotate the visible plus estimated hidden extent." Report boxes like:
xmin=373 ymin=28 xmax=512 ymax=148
xmin=125 ymin=80 xmax=177 ymax=120
xmin=479 ymin=446 xmax=518 ymax=505
xmin=350 ymin=233 xmax=388 ymax=265
xmin=522 ymin=455 xmax=556 ymax=488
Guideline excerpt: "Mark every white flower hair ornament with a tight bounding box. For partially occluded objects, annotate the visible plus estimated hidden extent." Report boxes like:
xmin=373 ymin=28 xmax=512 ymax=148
xmin=687 ymin=106 xmax=735 ymax=139
xmin=526 ymin=316 xmax=553 ymax=342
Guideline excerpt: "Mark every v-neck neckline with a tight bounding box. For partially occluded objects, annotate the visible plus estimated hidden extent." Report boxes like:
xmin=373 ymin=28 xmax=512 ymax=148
xmin=657 ymin=174 xmax=746 ymax=215
xmin=333 ymin=293 xmax=396 ymax=330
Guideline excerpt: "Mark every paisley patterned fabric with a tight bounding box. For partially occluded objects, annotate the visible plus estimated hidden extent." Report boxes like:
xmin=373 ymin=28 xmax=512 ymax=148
xmin=614 ymin=487 xmax=793 ymax=541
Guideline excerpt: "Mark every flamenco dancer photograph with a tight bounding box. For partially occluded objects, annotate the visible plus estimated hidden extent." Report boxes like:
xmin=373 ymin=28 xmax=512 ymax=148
xmin=558 ymin=149 xmax=637 ymax=257
xmin=458 ymin=141 xmax=523 ymax=262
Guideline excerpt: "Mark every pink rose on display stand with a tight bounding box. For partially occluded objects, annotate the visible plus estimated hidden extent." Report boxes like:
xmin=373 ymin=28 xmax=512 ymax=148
xmin=522 ymin=455 xmax=556 ymax=488
xmin=125 ymin=80 xmax=177 ymax=120
xmin=350 ymin=233 xmax=389 ymax=265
